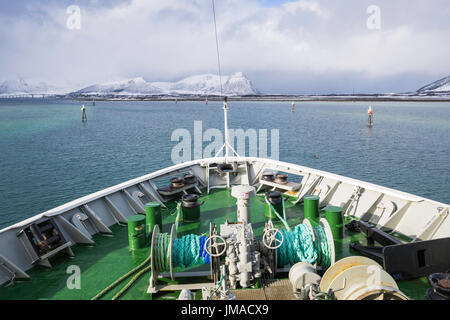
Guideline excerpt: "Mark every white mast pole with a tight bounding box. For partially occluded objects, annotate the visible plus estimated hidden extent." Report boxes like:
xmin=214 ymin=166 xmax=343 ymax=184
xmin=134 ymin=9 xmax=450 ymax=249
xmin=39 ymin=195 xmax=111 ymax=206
xmin=223 ymin=97 xmax=229 ymax=163
xmin=223 ymin=97 xmax=231 ymax=188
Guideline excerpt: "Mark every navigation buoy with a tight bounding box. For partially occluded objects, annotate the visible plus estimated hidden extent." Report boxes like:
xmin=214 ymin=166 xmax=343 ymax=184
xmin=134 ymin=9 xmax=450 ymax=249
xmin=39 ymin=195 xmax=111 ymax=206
xmin=81 ymin=105 xmax=87 ymax=122
xmin=367 ymin=106 xmax=373 ymax=127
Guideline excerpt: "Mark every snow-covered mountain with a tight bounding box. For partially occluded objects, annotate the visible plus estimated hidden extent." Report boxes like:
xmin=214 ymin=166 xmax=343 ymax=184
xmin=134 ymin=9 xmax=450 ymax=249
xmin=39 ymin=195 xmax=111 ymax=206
xmin=72 ymin=72 xmax=260 ymax=96
xmin=0 ymin=76 xmax=68 ymax=96
xmin=0 ymin=77 xmax=33 ymax=95
xmin=417 ymin=76 xmax=450 ymax=94
xmin=74 ymin=77 xmax=161 ymax=96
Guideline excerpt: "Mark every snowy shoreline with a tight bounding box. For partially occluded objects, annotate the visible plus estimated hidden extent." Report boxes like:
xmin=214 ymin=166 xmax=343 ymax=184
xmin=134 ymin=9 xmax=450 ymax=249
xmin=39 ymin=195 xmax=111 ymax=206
xmin=2 ymin=94 xmax=449 ymax=102
xmin=2 ymin=74 xmax=450 ymax=101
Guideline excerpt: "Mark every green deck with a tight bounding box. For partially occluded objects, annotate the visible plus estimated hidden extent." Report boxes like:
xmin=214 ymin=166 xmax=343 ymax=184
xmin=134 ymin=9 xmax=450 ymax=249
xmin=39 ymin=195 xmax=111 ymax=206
xmin=0 ymin=189 xmax=430 ymax=300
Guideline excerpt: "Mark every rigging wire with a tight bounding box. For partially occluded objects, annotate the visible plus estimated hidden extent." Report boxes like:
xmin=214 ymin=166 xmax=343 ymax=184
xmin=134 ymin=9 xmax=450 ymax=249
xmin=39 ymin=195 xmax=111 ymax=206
xmin=212 ymin=0 xmax=223 ymax=96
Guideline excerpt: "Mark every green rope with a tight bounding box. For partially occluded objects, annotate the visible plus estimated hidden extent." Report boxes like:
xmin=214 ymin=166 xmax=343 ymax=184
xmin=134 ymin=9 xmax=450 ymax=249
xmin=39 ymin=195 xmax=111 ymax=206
xmin=282 ymin=195 xmax=287 ymax=221
xmin=208 ymin=274 xmax=225 ymax=300
xmin=93 ymin=231 xmax=209 ymax=300
xmin=111 ymin=264 xmax=151 ymax=300
xmin=312 ymin=224 xmax=331 ymax=268
xmin=276 ymin=223 xmax=332 ymax=268
xmin=264 ymin=195 xmax=331 ymax=268
xmin=174 ymin=202 xmax=182 ymax=231
xmin=153 ymin=233 xmax=171 ymax=273
xmin=265 ymin=196 xmax=291 ymax=232
xmin=92 ymin=197 xmax=205 ymax=301
xmin=111 ymin=231 xmax=181 ymax=300
xmin=91 ymin=251 xmax=151 ymax=300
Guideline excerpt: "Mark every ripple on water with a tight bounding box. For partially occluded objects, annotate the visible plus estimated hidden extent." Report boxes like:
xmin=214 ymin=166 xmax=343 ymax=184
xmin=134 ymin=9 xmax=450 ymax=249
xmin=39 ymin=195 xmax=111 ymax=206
xmin=0 ymin=99 xmax=449 ymax=228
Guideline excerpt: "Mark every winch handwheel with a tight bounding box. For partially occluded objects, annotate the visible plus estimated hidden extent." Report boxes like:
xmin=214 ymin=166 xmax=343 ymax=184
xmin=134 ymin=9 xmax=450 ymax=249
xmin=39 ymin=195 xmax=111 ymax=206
xmin=263 ymin=228 xmax=284 ymax=249
xmin=204 ymin=235 xmax=227 ymax=257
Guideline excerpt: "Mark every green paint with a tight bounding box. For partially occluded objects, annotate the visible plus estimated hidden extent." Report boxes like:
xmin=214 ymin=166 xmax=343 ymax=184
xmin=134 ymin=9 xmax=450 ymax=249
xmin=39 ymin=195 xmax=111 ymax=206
xmin=265 ymin=202 xmax=283 ymax=220
xmin=145 ymin=202 xmax=162 ymax=238
xmin=182 ymin=206 xmax=200 ymax=222
xmin=324 ymin=205 xmax=344 ymax=240
xmin=303 ymin=195 xmax=320 ymax=225
xmin=0 ymin=189 xmax=428 ymax=300
xmin=127 ymin=214 xmax=146 ymax=250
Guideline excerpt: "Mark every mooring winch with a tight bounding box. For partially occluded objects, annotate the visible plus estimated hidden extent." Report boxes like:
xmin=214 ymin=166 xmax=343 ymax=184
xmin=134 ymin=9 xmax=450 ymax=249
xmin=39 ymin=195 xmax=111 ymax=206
xmin=142 ymin=183 xmax=341 ymax=299
xmin=92 ymin=182 xmax=409 ymax=300
xmin=319 ymin=256 xmax=409 ymax=300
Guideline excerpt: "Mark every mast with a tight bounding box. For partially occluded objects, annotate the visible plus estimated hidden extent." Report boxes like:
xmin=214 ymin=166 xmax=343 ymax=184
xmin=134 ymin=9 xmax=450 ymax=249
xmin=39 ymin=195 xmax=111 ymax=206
xmin=214 ymin=96 xmax=240 ymax=161
xmin=211 ymin=0 xmax=240 ymax=164
xmin=223 ymin=96 xmax=229 ymax=162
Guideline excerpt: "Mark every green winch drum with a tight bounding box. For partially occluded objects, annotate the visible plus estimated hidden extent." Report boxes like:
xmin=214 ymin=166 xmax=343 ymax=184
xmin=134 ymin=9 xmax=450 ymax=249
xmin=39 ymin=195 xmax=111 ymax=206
xmin=265 ymin=191 xmax=283 ymax=220
xmin=127 ymin=214 xmax=146 ymax=250
xmin=303 ymin=195 xmax=320 ymax=226
xmin=145 ymin=202 xmax=162 ymax=237
xmin=324 ymin=205 xmax=344 ymax=240
xmin=181 ymin=194 xmax=201 ymax=222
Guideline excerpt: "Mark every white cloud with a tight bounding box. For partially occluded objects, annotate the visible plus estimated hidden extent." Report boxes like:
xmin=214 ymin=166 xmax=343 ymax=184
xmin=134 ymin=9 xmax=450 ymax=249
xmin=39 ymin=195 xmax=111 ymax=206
xmin=282 ymin=0 xmax=329 ymax=18
xmin=0 ymin=0 xmax=449 ymax=92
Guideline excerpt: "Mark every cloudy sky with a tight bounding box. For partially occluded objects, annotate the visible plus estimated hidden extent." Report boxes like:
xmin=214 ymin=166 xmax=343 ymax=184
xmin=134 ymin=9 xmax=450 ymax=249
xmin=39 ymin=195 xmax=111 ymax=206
xmin=0 ymin=0 xmax=449 ymax=94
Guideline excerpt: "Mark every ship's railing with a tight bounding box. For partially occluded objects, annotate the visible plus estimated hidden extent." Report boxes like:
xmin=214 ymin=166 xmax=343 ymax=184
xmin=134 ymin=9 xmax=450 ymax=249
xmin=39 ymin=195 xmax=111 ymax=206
xmin=0 ymin=157 xmax=448 ymax=285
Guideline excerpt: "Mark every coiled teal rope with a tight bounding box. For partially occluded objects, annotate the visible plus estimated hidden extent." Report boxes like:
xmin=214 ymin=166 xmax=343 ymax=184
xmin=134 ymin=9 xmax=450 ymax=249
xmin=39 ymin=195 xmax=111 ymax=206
xmin=277 ymin=223 xmax=316 ymax=266
xmin=173 ymin=234 xmax=206 ymax=270
xmin=312 ymin=224 xmax=331 ymax=268
xmin=154 ymin=232 xmax=171 ymax=272
xmin=263 ymin=195 xmax=331 ymax=268
xmin=152 ymin=233 xmax=210 ymax=273
xmin=276 ymin=223 xmax=331 ymax=268
xmin=92 ymin=232 xmax=210 ymax=300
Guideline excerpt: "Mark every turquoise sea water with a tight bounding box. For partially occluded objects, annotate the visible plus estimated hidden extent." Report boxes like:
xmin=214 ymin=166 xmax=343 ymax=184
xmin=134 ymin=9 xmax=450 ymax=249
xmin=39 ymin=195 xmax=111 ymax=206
xmin=0 ymin=99 xmax=449 ymax=229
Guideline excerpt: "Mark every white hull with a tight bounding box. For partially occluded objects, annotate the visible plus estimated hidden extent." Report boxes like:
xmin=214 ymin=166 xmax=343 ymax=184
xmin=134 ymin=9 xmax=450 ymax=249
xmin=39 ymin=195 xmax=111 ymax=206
xmin=0 ymin=157 xmax=448 ymax=285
